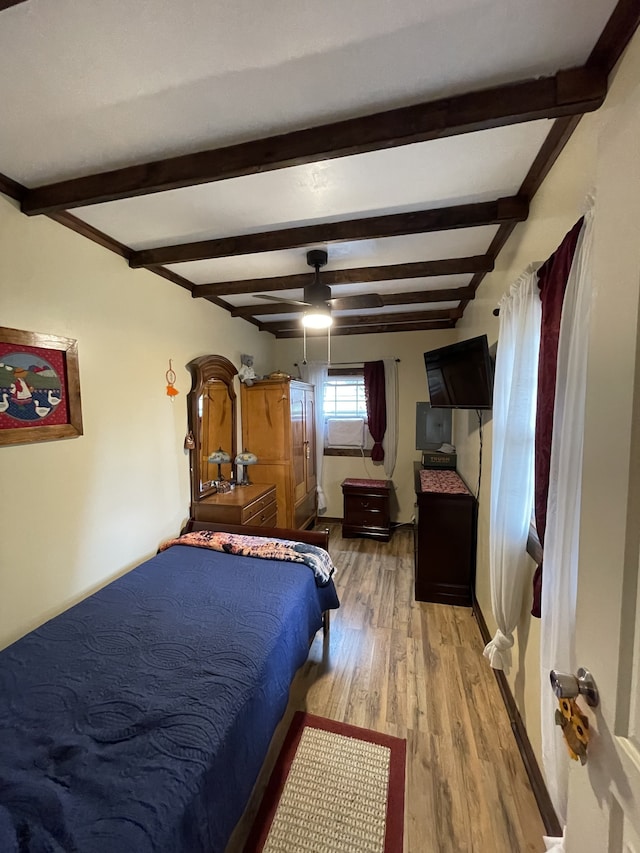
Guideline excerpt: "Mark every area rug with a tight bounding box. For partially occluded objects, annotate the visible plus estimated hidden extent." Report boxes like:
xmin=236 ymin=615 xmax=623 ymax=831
xmin=244 ymin=711 xmax=406 ymax=853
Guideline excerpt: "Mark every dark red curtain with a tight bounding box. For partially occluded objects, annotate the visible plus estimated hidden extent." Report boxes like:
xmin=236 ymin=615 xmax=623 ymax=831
xmin=364 ymin=360 xmax=386 ymax=462
xmin=531 ymin=217 xmax=584 ymax=617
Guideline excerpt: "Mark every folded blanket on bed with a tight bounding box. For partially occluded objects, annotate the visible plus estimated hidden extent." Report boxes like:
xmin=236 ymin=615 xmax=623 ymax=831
xmin=159 ymin=531 xmax=336 ymax=586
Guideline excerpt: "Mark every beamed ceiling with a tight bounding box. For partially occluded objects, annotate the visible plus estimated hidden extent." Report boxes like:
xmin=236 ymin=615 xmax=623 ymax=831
xmin=1 ymin=0 xmax=638 ymax=337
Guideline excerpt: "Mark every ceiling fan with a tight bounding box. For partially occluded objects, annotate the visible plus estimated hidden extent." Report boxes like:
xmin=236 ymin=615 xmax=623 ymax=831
xmin=253 ymin=249 xmax=333 ymax=328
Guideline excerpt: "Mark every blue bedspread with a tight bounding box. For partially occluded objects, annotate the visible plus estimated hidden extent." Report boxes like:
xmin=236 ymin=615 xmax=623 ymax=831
xmin=0 ymin=544 xmax=339 ymax=853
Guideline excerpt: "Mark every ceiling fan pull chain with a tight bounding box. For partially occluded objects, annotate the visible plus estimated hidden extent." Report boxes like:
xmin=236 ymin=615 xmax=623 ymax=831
xmin=302 ymin=324 xmax=307 ymax=365
xmin=327 ymin=324 xmax=331 ymax=365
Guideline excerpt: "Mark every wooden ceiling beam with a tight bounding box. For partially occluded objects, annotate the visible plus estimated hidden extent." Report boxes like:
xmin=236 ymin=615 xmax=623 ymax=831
xmin=0 ymin=1 xmax=28 ymax=11
xmin=381 ymin=285 xmax=475 ymax=306
xmin=587 ymin=0 xmax=640 ymax=76
xmin=21 ymin=67 xmax=606 ymax=217
xmin=234 ymin=285 xmax=475 ymax=317
xmin=193 ymin=256 xmax=490 ymax=297
xmin=234 ymin=293 xmax=382 ymax=317
xmin=129 ymin=197 xmax=527 ymax=267
xmin=262 ymin=308 xmax=460 ymax=333
xmin=274 ymin=319 xmax=456 ymax=338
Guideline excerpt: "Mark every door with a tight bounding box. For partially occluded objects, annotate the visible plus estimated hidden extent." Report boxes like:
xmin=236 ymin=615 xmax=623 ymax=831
xmin=564 ymin=64 xmax=640 ymax=851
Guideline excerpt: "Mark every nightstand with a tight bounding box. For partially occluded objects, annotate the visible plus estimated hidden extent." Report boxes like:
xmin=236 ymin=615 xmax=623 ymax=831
xmin=341 ymin=478 xmax=392 ymax=541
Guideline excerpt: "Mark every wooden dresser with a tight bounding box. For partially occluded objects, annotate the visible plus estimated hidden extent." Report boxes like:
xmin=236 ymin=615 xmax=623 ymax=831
xmin=341 ymin=478 xmax=392 ymax=541
xmin=414 ymin=464 xmax=477 ymax=606
xmin=192 ymin=483 xmax=277 ymax=527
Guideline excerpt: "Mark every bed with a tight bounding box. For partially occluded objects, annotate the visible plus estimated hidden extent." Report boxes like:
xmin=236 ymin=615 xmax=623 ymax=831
xmin=0 ymin=523 xmax=339 ymax=853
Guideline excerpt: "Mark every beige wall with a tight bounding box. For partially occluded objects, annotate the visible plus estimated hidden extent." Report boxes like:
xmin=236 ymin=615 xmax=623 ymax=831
xmin=274 ymin=328 xmax=457 ymax=522
xmin=0 ymin=194 xmax=274 ymax=649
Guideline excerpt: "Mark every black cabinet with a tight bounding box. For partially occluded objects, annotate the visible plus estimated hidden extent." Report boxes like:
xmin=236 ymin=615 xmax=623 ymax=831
xmin=414 ymin=463 xmax=477 ymax=606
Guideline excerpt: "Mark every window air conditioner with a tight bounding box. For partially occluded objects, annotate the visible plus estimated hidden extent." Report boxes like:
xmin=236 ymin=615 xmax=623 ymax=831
xmin=326 ymin=418 xmax=365 ymax=447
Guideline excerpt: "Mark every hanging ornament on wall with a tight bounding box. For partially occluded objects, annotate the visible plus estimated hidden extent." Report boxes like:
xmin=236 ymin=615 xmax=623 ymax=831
xmin=166 ymin=359 xmax=179 ymax=400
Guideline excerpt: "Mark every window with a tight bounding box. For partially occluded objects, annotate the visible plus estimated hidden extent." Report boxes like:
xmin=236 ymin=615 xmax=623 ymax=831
xmin=323 ymin=374 xmax=367 ymax=419
xmin=322 ymin=370 xmax=372 ymax=455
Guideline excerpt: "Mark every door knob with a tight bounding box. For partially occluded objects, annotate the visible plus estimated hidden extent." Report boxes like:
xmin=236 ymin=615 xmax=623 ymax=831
xmin=549 ymin=667 xmax=599 ymax=708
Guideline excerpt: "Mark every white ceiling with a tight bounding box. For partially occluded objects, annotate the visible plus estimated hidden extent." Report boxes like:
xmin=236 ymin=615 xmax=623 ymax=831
xmin=0 ymin=0 xmax=625 ymax=335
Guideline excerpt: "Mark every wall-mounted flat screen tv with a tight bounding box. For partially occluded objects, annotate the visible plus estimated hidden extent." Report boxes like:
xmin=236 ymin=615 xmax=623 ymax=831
xmin=424 ymin=335 xmax=494 ymax=409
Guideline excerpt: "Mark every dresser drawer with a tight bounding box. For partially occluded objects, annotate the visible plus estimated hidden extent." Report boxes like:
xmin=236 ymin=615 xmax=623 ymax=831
xmin=240 ymin=488 xmax=276 ymax=524
xmin=248 ymin=508 xmax=277 ymax=528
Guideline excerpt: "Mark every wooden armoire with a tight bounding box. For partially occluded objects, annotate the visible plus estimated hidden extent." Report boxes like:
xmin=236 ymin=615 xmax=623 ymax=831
xmin=240 ymin=378 xmax=317 ymax=529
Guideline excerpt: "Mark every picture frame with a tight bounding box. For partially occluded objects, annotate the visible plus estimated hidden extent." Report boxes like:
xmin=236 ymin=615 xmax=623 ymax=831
xmin=0 ymin=326 xmax=83 ymax=446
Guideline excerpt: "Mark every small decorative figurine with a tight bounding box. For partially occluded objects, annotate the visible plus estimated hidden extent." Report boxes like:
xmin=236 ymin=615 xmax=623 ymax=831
xmin=238 ymin=354 xmax=256 ymax=386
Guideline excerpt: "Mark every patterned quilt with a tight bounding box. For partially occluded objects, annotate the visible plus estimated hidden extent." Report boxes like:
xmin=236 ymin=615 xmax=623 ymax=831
xmin=160 ymin=530 xmax=336 ymax=586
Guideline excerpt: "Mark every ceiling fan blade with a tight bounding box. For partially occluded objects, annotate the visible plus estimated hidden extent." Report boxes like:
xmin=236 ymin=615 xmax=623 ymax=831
xmin=253 ymin=294 xmax=311 ymax=307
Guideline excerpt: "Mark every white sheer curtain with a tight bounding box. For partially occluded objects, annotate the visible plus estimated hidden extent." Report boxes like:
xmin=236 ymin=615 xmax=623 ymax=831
xmin=484 ymin=265 xmax=541 ymax=670
xmin=299 ymin=361 xmax=328 ymax=514
xmin=382 ymin=358 xmax=398 ymax=478
xmin=541 ymin=204 xmax=594 ymax=824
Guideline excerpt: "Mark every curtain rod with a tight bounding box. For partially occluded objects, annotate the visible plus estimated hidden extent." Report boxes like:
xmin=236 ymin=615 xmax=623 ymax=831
xmin=294 ymin=359 xmax=400 ymax=366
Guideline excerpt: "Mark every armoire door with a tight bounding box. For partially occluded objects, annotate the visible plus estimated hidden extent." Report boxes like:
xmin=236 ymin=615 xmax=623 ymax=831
xmin=290 ymin=383 xmax=306 ymax=504
xmin=304 ymin=388 xmax=317 ymax=494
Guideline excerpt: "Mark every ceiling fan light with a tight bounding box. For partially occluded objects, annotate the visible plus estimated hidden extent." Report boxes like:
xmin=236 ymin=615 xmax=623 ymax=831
xmin=302 ymin=308 xmax=333 ymax=329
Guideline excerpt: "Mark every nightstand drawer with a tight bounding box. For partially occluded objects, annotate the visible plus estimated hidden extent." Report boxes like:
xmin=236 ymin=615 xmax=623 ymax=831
xmin=344 ymin=492 xmax=388 ymax=517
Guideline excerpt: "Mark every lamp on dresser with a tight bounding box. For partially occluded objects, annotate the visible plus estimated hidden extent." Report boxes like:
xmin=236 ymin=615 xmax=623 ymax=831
xmin=208 ymin=447 xmax=231 ymax=483
xmin=235 ymin=450 xmax=258 ymax=486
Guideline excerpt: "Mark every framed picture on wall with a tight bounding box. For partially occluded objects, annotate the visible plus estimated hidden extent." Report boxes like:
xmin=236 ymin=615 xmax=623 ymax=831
xmin=0 ymin=326 xmax=83 ymax=446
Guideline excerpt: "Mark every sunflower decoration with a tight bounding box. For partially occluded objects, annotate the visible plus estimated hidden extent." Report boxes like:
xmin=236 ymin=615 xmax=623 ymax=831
xmin=555 ymin=697 xmax=589 ymax=765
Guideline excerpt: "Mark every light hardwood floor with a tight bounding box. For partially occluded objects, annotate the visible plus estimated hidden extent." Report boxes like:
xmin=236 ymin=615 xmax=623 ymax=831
xmin=227 ymin=523 xmax=546 ymax=853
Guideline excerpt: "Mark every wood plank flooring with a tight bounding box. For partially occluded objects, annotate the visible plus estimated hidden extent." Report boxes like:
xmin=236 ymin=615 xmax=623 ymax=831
xmin=227 ymin=524 xmax=546 ymax=853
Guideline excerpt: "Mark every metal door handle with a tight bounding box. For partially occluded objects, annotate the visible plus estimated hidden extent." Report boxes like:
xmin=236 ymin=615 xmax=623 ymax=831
xmin=549 ymin=667 xmax=599 ymax=707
